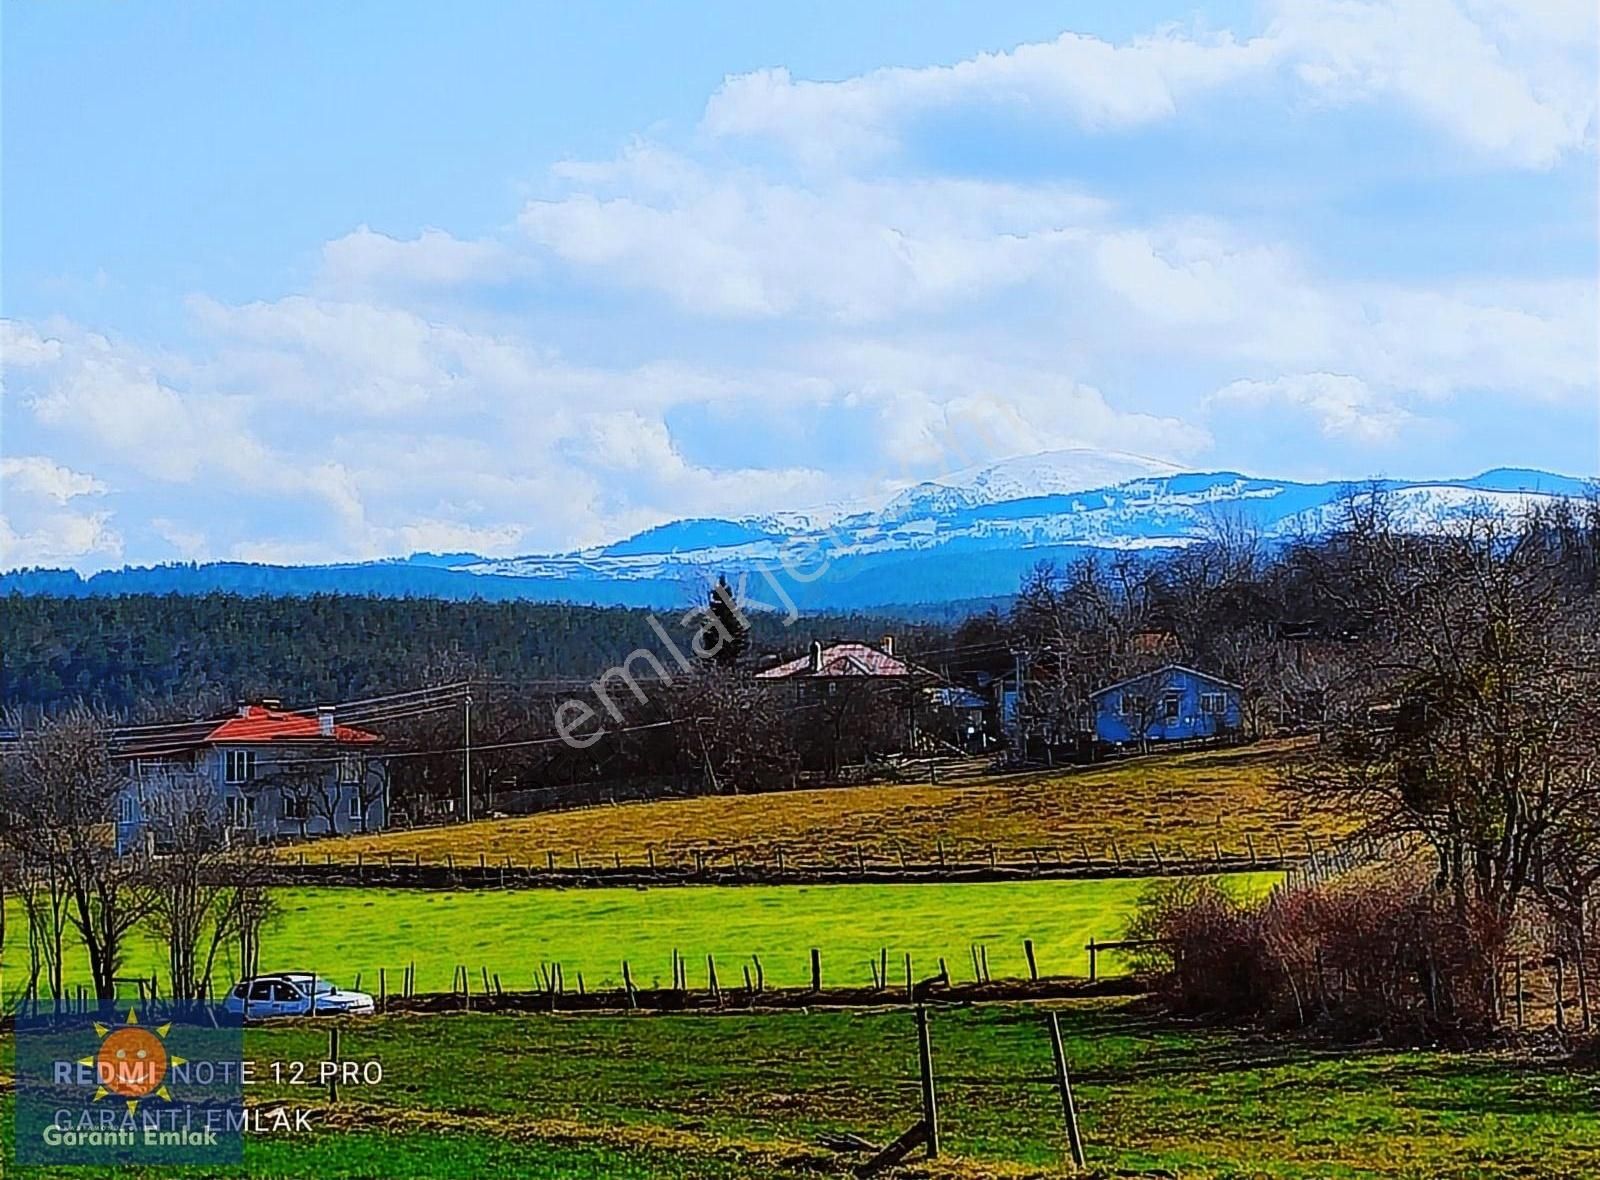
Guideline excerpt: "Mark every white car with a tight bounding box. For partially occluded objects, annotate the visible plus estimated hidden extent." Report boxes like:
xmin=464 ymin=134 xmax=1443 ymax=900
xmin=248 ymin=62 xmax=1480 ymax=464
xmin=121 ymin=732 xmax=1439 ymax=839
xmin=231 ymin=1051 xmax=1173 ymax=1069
xmin=223 ymin=972 xmax=376 ymax=1019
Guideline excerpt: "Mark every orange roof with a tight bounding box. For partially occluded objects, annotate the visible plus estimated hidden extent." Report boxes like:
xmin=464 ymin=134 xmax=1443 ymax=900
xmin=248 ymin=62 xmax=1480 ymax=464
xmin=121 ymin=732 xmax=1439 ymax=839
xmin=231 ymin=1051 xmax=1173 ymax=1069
xmin=204 ymin=705 xmax=380 ymax=746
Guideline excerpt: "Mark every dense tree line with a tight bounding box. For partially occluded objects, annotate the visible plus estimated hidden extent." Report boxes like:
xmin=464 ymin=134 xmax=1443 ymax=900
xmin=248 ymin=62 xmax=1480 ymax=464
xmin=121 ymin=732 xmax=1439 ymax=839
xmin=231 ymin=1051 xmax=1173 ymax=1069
xmin=0 ymin=593 xmax=912 ymax=718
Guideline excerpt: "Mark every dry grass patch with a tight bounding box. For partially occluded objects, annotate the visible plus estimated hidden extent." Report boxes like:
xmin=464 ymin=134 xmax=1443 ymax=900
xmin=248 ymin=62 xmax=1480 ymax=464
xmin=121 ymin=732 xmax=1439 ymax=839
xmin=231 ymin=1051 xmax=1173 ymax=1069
xmin=297 ymin=738 xmax=1350 ymax=870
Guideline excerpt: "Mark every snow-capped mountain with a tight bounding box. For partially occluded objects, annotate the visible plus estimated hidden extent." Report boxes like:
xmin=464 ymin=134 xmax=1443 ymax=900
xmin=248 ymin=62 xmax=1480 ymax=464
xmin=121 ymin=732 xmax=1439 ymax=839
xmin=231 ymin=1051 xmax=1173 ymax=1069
xmin=5 ymin=457 xmax=1590 ymax=609
xmin=878 ymin=448 xmax=1184 ymax=522
xmin=451 ymin=459 xmax=1590 ymax=606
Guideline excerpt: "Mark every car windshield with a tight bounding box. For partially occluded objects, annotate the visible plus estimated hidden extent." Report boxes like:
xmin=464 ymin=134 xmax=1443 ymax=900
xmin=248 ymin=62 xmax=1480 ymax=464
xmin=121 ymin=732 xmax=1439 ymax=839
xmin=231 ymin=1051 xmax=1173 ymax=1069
xmin=282 ymin=975 xmax=337 ymax=994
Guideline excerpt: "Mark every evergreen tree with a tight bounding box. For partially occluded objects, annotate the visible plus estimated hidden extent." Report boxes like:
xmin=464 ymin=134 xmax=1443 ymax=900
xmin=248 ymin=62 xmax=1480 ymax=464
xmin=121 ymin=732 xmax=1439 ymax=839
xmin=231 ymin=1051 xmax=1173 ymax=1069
xmin=703 ymin=575 xmax=750 ymax=668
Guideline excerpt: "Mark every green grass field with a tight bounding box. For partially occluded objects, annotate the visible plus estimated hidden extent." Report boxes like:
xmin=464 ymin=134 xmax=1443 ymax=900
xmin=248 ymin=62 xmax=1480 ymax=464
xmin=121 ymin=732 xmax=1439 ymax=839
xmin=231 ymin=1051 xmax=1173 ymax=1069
xmin=1 ymin=875 xmax=1278 ymax=1002
xmin=3 ymin=1003 xmax=1595 ymax=1177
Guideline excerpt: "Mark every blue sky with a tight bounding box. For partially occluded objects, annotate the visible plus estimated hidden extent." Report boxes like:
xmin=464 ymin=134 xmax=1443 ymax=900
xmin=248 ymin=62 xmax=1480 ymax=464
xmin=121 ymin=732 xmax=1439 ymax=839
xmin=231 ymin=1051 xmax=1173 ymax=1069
xmin=2 ymin=0 xmax=1596 ymax=570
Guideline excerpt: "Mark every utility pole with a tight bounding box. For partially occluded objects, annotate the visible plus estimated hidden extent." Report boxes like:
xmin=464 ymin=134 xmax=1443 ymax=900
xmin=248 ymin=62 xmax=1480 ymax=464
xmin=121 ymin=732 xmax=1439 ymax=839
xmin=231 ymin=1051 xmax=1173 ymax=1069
xmin=463 ymin=693 xmax=473 ymax=824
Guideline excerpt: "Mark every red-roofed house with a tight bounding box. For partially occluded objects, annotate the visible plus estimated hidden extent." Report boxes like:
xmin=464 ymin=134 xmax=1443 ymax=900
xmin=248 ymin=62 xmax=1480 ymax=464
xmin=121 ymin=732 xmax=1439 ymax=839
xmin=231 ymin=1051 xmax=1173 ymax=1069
xmin=116 ymin=700 xmax=385 ymax=853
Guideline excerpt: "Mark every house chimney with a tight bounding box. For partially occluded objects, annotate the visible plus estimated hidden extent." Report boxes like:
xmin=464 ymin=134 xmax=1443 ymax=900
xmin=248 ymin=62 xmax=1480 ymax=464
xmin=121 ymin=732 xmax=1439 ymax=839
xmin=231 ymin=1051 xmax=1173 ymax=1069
xmin=808 ymin=641 xmax=823 ymax=674
xmin=317 ymin=705 xmax=335 ymax=737
xmin=237 ymin=700 xmax=251 ymax=718
xmin=260 ymin=697 xmax=280 ymax=711
xmin=881 ymin=634 xmax=894 ymax=657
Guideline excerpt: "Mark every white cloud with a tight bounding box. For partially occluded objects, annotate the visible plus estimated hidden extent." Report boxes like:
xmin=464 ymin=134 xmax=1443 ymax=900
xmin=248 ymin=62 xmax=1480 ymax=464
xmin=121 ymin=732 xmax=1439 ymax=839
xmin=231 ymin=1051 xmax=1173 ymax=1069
xmin=1 ymin=455 xmax=108 ymax=503
xmin=1274 ymin=0 xmax=1597 ymax=169
xmin=1207 ymin=372 xmax=1419 ymax=442
xmin=319 ymin=226 xmax=528 ymax=294
xmin=702 ymin=2 xmax=1596 ymax=170
xmin=522 ymin=150 xmax=1104 ymax=320
xmin=0 ymin=454 xmax=120 ymax=569
xmin=703 ymin=29 xmax=1275 ymax=166
xmin=0 ymin=510 xmax=122 ymax=569
xmin=1 ymin=319 xmax=65 ymax=370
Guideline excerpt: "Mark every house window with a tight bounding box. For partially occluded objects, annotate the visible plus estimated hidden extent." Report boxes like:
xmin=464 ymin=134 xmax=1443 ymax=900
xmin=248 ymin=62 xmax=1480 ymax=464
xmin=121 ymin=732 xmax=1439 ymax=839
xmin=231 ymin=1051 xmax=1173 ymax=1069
xmin=1201 ymin=691 xmax=1228 ymax=716
xmin=281 ymin=796 xmax=309 ymax=821
xmin=347 ymin=794 xmax=362 ymax=821
xmin=1120 ymin=692 xmax=1146 ymax=717
xmin=227 ymin=795 xmax=255 ymax=827
xmin=224 ymin=749 xmax=256 ymax=784
xmin=339 ymin=754 xmax=363 ymax=785
xmin=118 ymin=795 xmax=137 ymax=824
xmin=1162 ymin=692 xmax=1182 ymax=722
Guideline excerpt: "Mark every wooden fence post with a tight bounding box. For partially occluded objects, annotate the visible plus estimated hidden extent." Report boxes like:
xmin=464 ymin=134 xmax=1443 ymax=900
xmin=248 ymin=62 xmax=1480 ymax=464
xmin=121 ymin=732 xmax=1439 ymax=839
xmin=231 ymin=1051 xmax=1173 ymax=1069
xmin=707 ymin=955 xmax=721 ymax=1004
xmin=1046 ymin=1012 xmax=1087 ymax=1170
xmin=916 ymin=1004 xmax=939 ymax=1159
xmin=327 ymin=1026 xmax=340 ymax=1103
xmin=622 ymin=960 xmax=637 ymax=1009
xmin=1025 ymin=938 xmax=1039 ymax=981
xmin=1087 ymin=937 xmax=1098 ymax=982
xmin=811 ymin=948 xmax=822 ymax=992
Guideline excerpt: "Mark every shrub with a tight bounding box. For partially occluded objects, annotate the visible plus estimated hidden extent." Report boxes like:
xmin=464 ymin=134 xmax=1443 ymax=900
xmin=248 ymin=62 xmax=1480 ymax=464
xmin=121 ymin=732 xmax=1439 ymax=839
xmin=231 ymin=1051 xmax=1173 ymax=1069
xmin=1131 ymin=866 xmax=1507 ymax=1043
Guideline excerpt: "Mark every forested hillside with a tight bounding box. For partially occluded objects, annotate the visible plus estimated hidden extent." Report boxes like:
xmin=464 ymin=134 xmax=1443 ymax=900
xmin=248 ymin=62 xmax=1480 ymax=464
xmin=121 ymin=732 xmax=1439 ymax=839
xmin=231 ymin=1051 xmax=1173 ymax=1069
xmin=0 ymin=593 xmax=916 ymax=715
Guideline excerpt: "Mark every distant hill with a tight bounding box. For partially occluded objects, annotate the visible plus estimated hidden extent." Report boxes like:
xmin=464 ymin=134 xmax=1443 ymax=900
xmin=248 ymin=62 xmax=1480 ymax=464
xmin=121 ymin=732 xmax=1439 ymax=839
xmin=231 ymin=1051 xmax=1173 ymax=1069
xmin=3 ymin=454 xmax=1590 ymax=609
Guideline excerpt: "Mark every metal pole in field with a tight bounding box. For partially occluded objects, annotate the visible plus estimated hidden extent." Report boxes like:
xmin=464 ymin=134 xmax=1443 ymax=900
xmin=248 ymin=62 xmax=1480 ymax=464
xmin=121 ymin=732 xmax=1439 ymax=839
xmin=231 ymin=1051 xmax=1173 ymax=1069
xmin=915 ymin=1004 xmax=939 ymax=1158
xmin=1046 ymin=1012 xmax=1087 ymax=1170
xmin=463 ymin=694 xmax=473 ymax=824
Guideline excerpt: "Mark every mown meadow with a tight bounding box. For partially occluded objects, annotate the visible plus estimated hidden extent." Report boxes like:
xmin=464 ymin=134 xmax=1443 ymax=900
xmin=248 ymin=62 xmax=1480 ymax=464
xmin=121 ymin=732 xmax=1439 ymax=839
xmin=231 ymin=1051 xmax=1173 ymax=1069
xmin=0 ymin=874 xmax=1279 ymax=1003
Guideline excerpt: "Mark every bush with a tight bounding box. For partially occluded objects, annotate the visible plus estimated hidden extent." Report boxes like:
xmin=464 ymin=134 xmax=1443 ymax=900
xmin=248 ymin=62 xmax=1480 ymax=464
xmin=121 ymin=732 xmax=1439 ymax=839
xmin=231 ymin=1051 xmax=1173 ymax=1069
xmin=1131 ymin=867 xmax=1507 ymax=1043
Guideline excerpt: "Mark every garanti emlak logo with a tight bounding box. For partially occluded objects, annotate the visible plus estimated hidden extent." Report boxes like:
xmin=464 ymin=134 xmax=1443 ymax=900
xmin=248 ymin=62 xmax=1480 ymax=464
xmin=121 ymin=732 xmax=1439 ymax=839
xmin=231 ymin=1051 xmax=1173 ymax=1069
xmin=13 ymin=1002 xmax=244 ymax=1165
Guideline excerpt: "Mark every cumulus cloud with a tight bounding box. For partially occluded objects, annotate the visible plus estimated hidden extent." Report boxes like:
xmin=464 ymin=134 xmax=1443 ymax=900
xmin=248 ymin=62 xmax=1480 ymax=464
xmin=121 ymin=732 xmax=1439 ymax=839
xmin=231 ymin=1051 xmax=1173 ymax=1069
xmin=520 ymin=153 xmax=1105 ymax=320
xmin=0 ymin=454 xmax=120 ymax=568
xmin=703 ymin=1 xmax=1596 ymax=170
xmin=319 ymin=226 xmax=528 ymax=295
xmin=1274 ymin=0 xmax=1597 ymax=169
xmin=703 ymin=28 xmax=1275 ymax=166
xmin=1207 ymin=372 xmax=1419 ymax=442
xmin=1 ymin=455 xmax=108 ymax=503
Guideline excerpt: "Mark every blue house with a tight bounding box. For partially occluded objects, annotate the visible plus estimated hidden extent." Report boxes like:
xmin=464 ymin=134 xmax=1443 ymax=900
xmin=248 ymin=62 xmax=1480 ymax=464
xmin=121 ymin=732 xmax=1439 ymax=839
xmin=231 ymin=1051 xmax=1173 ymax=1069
xmin=1087 ymin=664 xmax=1244 ymax=748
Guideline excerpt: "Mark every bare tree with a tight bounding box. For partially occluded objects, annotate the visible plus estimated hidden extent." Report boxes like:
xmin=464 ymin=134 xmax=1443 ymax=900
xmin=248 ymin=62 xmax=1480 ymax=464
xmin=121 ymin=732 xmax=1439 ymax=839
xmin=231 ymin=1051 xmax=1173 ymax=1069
xmin=265 ymin=763 xmax=324 ymax=841
xmin=1290 ymin=498 xmax=1600 ymax=927
xmin=0 ymin=708 xmax=153 ymax=1001
xmin=141 ymin=766 xmax=278 ymax=1000
xmin=353 ymin=760 xmax=389 ymax=833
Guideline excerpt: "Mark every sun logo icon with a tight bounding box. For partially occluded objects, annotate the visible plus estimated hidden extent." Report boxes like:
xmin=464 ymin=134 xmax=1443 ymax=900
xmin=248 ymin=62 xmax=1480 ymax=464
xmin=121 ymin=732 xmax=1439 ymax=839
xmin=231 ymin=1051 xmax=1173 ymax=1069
xmin=80 ymin=1009 xmax=185 ymax=1114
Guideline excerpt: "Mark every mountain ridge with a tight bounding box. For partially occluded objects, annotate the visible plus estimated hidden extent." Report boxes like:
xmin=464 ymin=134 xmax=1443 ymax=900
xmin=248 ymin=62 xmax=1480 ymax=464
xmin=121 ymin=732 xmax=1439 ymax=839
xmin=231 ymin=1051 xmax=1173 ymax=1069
xmin=3 ymin=455 xmax=1591 ymax=609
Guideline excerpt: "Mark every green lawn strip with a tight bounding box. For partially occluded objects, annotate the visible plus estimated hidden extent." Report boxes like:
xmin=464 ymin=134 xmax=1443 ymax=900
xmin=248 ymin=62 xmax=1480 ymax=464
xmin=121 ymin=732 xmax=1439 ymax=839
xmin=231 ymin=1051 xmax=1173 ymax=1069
xmin=6 ymin=997 xmax=1594 ymax=1177
xmin=1 ymin=875 xmax=1278 ymax=1002
xmin=0 ymin=1094 xmax=827 ymax=1180
xmin=228 ymin=1004 xmax=1600 ymax=1178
